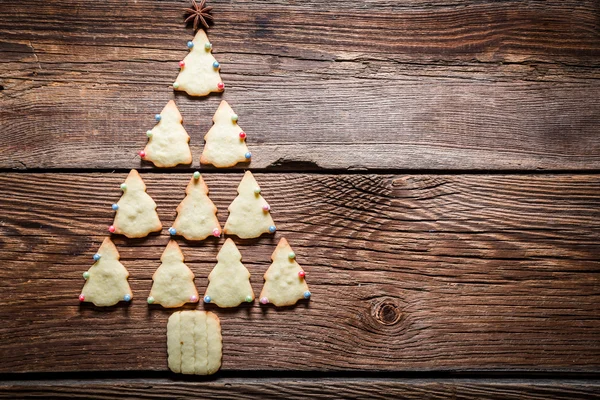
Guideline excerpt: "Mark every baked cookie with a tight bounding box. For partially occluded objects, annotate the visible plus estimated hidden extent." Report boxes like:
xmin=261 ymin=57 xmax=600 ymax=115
xmin=109 ymin=169 xmax=162 ymax=238
xmin=79 ymin=237 xmax=132 ymax=307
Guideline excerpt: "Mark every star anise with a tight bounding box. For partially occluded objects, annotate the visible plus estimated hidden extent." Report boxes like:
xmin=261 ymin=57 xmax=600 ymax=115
xmin=184 ymin=0 xmax=214 ymax=31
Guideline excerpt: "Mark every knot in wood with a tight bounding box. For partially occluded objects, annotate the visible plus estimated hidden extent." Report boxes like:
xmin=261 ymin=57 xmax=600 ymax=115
xmin=373 ymin=299 xmax=401 ymax=326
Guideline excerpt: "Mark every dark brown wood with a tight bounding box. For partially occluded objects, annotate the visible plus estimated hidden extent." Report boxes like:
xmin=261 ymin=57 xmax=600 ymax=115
xmin=1 ymin=0 xmax=599 ymax=170
xmin=2 ymin=378 xmax=600 ymax=399
xmin=0 ymin=172 xmax=598 ymax=373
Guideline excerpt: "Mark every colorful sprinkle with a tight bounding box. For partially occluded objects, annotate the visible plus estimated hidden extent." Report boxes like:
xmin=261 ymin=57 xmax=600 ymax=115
xmin=217 ymin=82 xmax=225 ymax=90
xmin=190 ymin=295 xmax=198 ymax=303
xmin=187 ymin=41 xmax=194 ymax=49
xmin=146 ymin=130 xmax=153 ymax=138
xmin=262 ymin=204 xmax=270 ymax=212
xmin=260 ymin=297 xmax=268 ymax=305
xmin=108 ymin=225 xmax=116 ymax=233
xmin=179 ymin=60 xmax=185 ymax=68
xmin=244 ymin=151 xmax=252 ymax=159
xmin=303 ymin=291 xmax=311 ymax=299
xmin=112 ymin=204 xmax=119 ymax=211
xmin=120 ymin=183 xmax=127 ymax=191
xmin=83 ymin=271 xmax=90 ymax=280
xmin=147 ymin=296 xmax=154 ymax=304
xmin=245 ymin=295 xmax=253 ymax=303
xmin=124 ymin=294 xmax=132 ymax=302
xmin=268 ymin=225 xmax=277 ymax=234
xmin=204 ymin=296 xmax=211 ymax=303
xmin=173 ymin=82 xmax=180 ymax=89
xmin=254 ymin=187 xmax=261 ymax=194
xmin=298 ymin=271 xmax=306 ymax=279
xmin=193 ymin=171 xmax=200 ymax=180
xmin=168 ymin=227 xmax=177 ymax=235
xmin=93 ymin=253 xmax=101 ymax=261
xmin=155 ymin=114 xmax=161 ymax=122
xmin=289 ymin=252 xmax=296 ymax=260
xmin=231 ymin=114 xmax=238 ymax=122
xmin=138 ymin=150 xmax=146 ymax=158
xmin=213 ymin=61 xmax=220 ymax=69
xmin=205 ymin=42 xmax=212 ymax=50
xmin=239 ymin=131 xmax=246 ymax=139
xmin=79 ymin=294 xmax=85 ymax=302
xmin=212 ymin=228 xmax=221 ymax=237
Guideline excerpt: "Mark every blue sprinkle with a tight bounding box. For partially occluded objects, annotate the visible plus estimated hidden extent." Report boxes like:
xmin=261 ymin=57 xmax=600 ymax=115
xmin=303 ymin=291 xmax=311 ymax=299
xmin=204 ymin=296 xmax=211 ymax=303
xmin=124 ymin=294 xmax=132 ymax=302
xmin=213 ymin=61 xmax=220 ymax=68
xmin=155 ymin=114 xmax=161 ymax=122
xmin=268 ymin=225 xmax=276 ymax=234
xmin=93 ymin=254 xmax=101 ymax=261
xmin=187 ymin=41 xmax=194 ymax=49
xmin=112 ymin=204 xmax=119 ymax=211
xmin=244 ymin=152 xmax=252 ymax=159
xmin=168 ymin=227 xmax=177 ymax=235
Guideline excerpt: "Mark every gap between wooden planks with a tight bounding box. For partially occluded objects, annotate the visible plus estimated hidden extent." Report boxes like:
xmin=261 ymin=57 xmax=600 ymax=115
xmin=0 ymin=172 xmax=598 ymax=373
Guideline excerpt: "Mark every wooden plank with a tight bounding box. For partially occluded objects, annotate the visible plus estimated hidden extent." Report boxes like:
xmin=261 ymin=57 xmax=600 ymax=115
xmin=1 ymin=378 xmax=600 ymax=399
xmin=0 ymin=172 xmax=599 ymax=373
xmin=1 ymin=0 xmax=599 ymax=170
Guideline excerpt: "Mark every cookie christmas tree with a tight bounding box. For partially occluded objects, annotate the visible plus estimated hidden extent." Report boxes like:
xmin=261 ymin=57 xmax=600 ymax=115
xmin=140 ymin=100 xmax=192 ymax=168
xmin=173 ymin=28 xmax=224 ymax=97
xmin=203 ymin=238 xmax=254 ymax=307
xmin=109 ymin=169 xmax=162 ymax=238
xmin=223 ymin=171 xmax=275 ymax=239
xmin=170 ymin=172 xmax=221 ymax=241
xmin=200 ymin=100 xmax=251 ymax=168
xmin=148 ymin=240 xmax=199 ymax=308
xmin=79 ymin=238 xmax=132 ymax=307
xmin=259 ymin=238 xmax=310 ymax=307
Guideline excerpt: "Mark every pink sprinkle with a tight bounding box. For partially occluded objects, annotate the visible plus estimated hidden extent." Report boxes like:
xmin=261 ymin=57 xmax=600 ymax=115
xmin=179 ymin=60 xmax=185 ymax=68
xmin=138 ymin=150 xmax=146 ymax=158
xmin=260 ymin=297 xmax=268 ymax=305
xmin=239 ymin=131 xmax=246 ymax=139
xmin=298 ymin=271 xmax=306 ymax=279
xmin=217 ymin=82 xmax=225 ymax=90
xmin=212 ymin=228 xmax=220 ymax=237
xmin=108 ymin=225 xmax=116 ymax=233
xmin=190 ymin=295 xmax=198 ymax=302
xmin=262 ymin=204 xmax=270 ymax=212
xmin=79 ymin=294 xmax=85 ymax=302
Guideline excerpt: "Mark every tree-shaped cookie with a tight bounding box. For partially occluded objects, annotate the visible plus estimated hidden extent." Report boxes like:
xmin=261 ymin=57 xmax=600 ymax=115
xmin=223 ymin=171 xmax=275 ymax=239
xmin=109 ymin=169 xmax=162 ymax=238
xmin=259 ymin=238 xmax=310 ymax=307
xmin=140 ymin=100 xmax=192 ymax=168
xmin=79 ymin=238 xmax=132 ymax=307
xmin=148 ymin=240 xmax=199 ymax=308
xmin=203 ymin=238 xmax=254 ymax=307
xmin=173 ymin=29 xmax=224 ymax=97
xmin=200 ymin=100 xmax=251 ymax=168
xmin=169 ymin=172 xmax=221 ymax=241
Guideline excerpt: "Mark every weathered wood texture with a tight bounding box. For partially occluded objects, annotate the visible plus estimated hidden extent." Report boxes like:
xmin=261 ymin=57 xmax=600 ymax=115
xmin=2 ymin=378 xmax=600 ymax=400
xmin=1 ymin=0 xmax=599 ymax=170
xmin=0 ymin=173 xmax=598 ymax=373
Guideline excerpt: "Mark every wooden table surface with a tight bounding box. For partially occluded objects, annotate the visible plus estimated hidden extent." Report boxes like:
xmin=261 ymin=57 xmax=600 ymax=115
xmin=1 ymin=0 xmax=599 ymax=398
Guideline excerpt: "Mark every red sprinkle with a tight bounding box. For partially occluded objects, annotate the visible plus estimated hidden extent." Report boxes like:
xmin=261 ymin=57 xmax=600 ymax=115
xmin=239 ymin=132 xmax=246 ymax=139
xmin=79 ymin=294 xmax=85 ymax=302
xmin=139 ymin=150 xmax=146 ymax=158
xmin=217 ymin=82 xmax=225 ymax=90
xmin=298 ymin=271 xmax=306 ymax=278
xmin=179 ymin=60 xmax=185 ymax=68
xmin=108 ymin=225 xmax=116 ymax=233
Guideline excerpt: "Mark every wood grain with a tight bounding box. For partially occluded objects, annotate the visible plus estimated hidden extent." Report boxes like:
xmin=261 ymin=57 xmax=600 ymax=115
xmin=0 ymin=172 xmax=598 ymax=373
xmin=1 ymin=0 xmax=599 ymax=170
xmin=2 ymin=378 xmax=600 ymax=400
